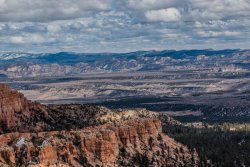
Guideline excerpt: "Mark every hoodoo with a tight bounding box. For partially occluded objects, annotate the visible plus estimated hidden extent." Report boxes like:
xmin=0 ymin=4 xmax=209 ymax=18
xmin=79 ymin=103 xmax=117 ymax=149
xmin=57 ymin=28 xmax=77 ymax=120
xmin=0 ymin=84 xmax=199 ymax=166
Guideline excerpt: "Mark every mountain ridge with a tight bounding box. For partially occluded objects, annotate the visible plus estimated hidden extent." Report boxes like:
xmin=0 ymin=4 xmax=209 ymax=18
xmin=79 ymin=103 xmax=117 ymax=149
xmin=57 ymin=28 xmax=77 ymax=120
xmin=0 ymin=49 xmax=249 ymax=78
xmin=0 ymin=49 xmax=247 ymax=61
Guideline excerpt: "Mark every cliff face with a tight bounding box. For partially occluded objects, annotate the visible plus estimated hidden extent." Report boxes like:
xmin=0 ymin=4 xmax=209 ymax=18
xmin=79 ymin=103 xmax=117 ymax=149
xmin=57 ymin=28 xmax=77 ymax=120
xmin=0 ymin=84 xmax=49 ymax=133
xmin=0 ymin=84 xmax=199 ymax=166
xmin=0 ymin=84 xmax=178 ymax=134
xmin=0 ymin=119 xmax=198 ymax=167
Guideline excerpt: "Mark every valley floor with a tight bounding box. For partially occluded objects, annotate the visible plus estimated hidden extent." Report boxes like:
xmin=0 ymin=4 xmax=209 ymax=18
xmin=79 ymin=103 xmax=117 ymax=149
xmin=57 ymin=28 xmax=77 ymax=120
xmin=3 ymin=70 xmax=249 ymax=122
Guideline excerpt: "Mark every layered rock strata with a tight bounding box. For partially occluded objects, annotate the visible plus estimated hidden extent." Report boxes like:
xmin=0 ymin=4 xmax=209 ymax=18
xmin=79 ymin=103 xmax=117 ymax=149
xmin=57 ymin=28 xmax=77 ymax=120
xmin=0 ymin=119 xmax=198 ymax=167
xmin=0 ymin=83 xmax=199 ymax=166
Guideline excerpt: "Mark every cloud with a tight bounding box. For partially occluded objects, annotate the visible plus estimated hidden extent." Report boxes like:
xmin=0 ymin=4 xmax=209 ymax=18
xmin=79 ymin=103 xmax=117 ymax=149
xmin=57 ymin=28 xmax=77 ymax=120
xmin=197 ymin=30 xmax=241 ymax=38
xmin=127 ymin=0 xmax=183 ymax=10
xmin=0 ymin=0 xmax=113 ymax=22
xmin=187 ymin=0 xmax=250 ymax=21
xmin=0 ymin=0 xmax=249 ymax=52
xmin=9 ymin=34 xmax=53 ymax=44
xmin=47 ymin=25 xmax=61 ymax=33
xmin=145 ymin=8 xmax=181 ymax=22
xmin=9 ymin=36 xmax=24 ymax=44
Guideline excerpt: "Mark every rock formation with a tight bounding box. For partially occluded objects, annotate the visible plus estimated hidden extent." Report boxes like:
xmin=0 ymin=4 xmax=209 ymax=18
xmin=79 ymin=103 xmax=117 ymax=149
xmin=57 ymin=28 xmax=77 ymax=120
xmin=0 ymin=83 xmax=199 ymax=166
xmin=0 ymin=84 xmax=49 ymax=133
xmin=0 ymin=119 xmax=198 ymax=167
xmin=0 ymin=83 xmax=178 ymax=134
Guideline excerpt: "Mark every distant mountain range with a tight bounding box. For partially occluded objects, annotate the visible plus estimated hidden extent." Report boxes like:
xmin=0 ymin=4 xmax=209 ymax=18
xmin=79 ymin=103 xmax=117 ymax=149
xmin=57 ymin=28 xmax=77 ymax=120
xmin=0 ymin=49 xmax=248 ymax=61
xmin=0 ymin=49 xmax=249 ymax=78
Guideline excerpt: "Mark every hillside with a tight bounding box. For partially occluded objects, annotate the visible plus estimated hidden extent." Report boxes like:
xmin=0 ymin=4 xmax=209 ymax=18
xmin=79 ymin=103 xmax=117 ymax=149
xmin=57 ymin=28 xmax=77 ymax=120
xmin=0 ymin=83 xmax=198 ymax=166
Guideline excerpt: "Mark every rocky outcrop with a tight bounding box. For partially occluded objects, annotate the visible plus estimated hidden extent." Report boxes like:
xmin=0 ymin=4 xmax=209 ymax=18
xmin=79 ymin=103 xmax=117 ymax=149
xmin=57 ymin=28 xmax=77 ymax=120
xmin=0 ymin=84 xmax=176 ymax=134
xmin=0 ymin=119 xmax=198 ymax=167
xmin=47 ymin=104 xmax=180 ymax=128
xmin=0 ymin=84 xmax=199 ymax=166
xmin=0 ymin=84 xmax=50 ymax=134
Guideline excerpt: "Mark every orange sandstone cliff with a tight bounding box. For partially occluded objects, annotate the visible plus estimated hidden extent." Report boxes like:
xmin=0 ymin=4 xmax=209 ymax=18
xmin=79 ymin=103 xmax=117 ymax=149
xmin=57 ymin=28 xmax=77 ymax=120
xmin=0 ymin=84 xmax=50 ymax=133
xmin=0 ymin=119 xmax=198 ymax=167
xmin=0 ymin=84 xmax=199 ymax=166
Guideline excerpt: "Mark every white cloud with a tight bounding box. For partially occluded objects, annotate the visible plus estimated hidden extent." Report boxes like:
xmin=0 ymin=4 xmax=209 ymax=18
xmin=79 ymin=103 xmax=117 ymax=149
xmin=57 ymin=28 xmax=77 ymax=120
xmin=187 ymin=0 xmax=250 ymax=20
xmin=127 ymin=0 xmax=182 ymax=10
xmin=9 ymin=36 xmax=24 ymax=44
xmin=9 ymin=34 xmax=49 ymax=44
xmin=197 ymin=30 xmax=241 ymax=38
xmin=0 ymin=0 xmax=250 ymax=52
xmin=47 ymin=24 xmax=61 ymax=33
xmin=0 ymin=0 xmax=113 ymax=22
xmin=145 ymin=8 xmax=181 ymax=22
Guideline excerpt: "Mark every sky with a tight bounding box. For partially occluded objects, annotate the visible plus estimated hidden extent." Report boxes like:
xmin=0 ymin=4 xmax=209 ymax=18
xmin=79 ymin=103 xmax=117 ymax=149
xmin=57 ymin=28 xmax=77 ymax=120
xmin=0 ymin=0 xmax=250 ymax=53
